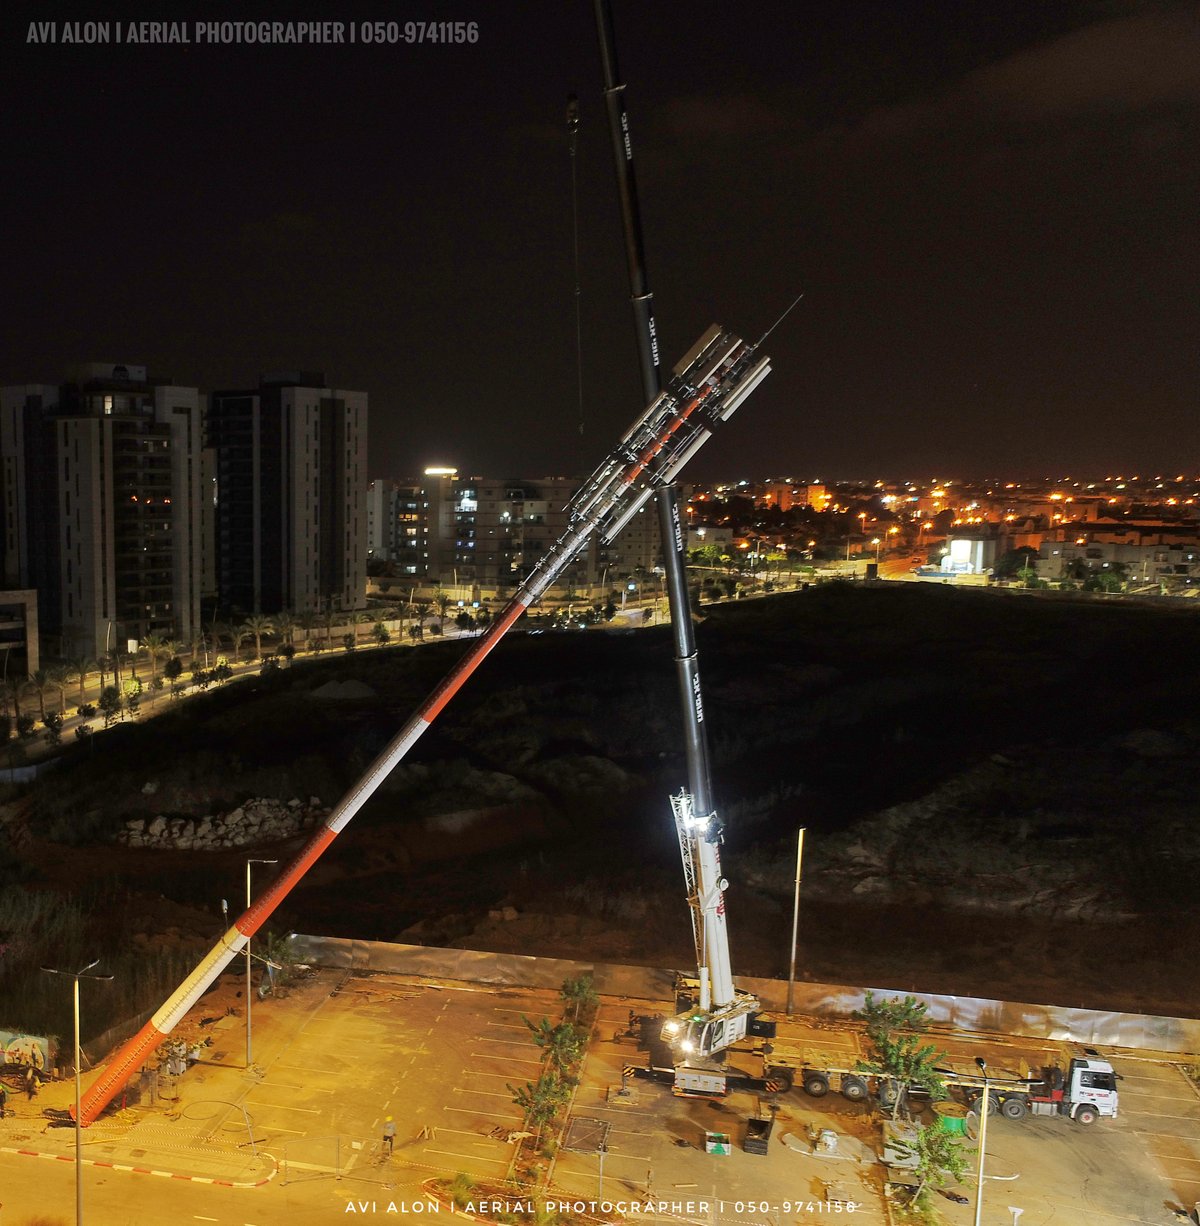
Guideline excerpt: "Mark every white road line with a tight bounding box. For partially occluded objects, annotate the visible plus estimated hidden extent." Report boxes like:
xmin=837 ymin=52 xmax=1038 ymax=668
xmin=1125 ymin=1110 xmax=1200 ymax=1120
xmin=443 ymin=1107 xmax=522 ymax=1122
xmin=255 ymin=1082 xmax=334 ymax=1094
xmin=423 ymin=1148 xmax=507 ymax=1165
xmin=471 ymin=1053 xmax=541 ymax=1065
xmin=475 ymin=1037 xmax=539 ymax=1047
xmin=486 ymin=1022 xmax=529 ymax=1030
xmin=248 ymin=1101 xmax=321 ymax=1114
xmin=452 ymin=1088 xmax=516 ymax=1099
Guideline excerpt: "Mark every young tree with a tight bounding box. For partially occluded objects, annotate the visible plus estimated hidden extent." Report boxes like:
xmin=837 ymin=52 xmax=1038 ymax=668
xmin=42 ymin=711 xmax=64 ymax=745
xmin=524 ymin=1016 xmax=583 ymax=1073
xmin=98 ymin=685 xmax=123 ymax=728
xmin=508 ymin=1071 xmax=571 ymax=1148
xmin=454 ymin=611 xmax=474 ymax=635
xmin=373 ymin=622 xmax=390 ymax=646
xmin=854 ymin=990 xmax=945 ymax=1118
xmin=560 ymin=974 xmax=598 ymax=1026
xmin=892 ymin=1123 xmax=973 ymax=1216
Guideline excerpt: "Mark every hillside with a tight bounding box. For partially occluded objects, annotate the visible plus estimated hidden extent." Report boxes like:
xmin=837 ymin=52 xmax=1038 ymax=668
xmin=3 ymin=583 xmax=1198 ymax=1039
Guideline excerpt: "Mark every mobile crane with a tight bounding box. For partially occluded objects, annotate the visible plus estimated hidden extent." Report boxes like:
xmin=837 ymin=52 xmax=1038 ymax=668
xmin=591 ymin=0 xmax=765 ymax=1097
xmin=77 ymin=324 xmax=771 ymax=1124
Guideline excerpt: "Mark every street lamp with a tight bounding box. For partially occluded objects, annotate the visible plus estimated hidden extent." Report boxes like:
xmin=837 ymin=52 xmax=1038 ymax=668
xmin=245 ymin=858 xmax=278 ymax=1067
xmin=41 ymin=959 xmax=113 ymax=1226
xmin=974 ymin=1057 xmax=990 ymax=1226
xmin=872 ymin=537 xmax=882 ymax=563
xmin=858 ymin=511 xmax=868 ymax=539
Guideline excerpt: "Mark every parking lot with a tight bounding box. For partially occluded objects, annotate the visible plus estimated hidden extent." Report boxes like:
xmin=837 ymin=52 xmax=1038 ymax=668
xmin=2 ymin=965 xmax=1195 ymax=1225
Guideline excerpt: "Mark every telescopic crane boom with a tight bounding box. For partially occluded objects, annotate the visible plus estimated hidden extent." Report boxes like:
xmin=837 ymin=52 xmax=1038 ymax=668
xmin=593 ymin=0 xmax=761 ymax=1076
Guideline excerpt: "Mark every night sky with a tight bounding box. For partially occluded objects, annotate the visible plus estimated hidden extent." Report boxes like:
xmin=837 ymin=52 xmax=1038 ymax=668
xmin=3 ymin=2 xmax=1196 ymax=481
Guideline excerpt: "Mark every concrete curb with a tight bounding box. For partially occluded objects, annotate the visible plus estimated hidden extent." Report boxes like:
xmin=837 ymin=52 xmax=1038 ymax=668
xmin=0 ymin=1142 xmax=278 ymax=1188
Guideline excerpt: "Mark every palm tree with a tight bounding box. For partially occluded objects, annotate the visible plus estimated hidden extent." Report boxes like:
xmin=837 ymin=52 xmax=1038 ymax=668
xmin=233 ymin=626 xmax=253 ymax=664
xmin=209 ymin=621 xmax=234 ymax=662
xmin=140 ymin=633 xmax=171 ymax=685
xmin=435 ymin=588 xmax=452 ymax=632
xmin=320 ymin=608 xmax=338 ymax=649
xmin=240 ymin=614 xmax=275 ymax=662
xmin=274 ymin=611 xmax=297 ymax=648
xmin=65 ymin=656 xmax=96 ymax=708
xmin=106 ymin=649 xmax=122 ymax=689
xmin=3 ymin=675 xmax=23 ymax=720
xmin=47 ymin=665 xmax=72 ymax=715
xmin=25 ymin=670 xmax=54 ymax=721
xmin=189 ymin=628 xmax=207 ymax=668
xmin=298 ymin=611 xmax=317 ymax=653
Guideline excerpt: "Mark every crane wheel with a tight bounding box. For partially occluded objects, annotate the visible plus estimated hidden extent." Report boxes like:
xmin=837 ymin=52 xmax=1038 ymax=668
xmin=802 ymin=1071 xmax=829 ymax=1098
xmin=1074 ymin=1105 xmax=1098 ymax=1125
xmin=1000 ymin=1097 xmax=1027 ymax=1120
xmin=765 ymin=1067 xmax=794 ymax=1093
xmin=840 ymin=1075 xmax=869 ymax=1102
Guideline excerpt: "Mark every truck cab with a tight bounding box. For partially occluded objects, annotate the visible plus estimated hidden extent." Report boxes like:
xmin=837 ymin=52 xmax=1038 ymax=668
xmin=1029 ymin=1057 xmax=1119 ymax=1123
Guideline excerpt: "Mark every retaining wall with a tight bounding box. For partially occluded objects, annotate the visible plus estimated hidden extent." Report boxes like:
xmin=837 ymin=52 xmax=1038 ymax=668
xmin=287 ymin=934 xmax=1200 ymax=1056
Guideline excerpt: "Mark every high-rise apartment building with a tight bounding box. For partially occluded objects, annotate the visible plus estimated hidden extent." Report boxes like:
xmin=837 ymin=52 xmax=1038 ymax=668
xmin=369 ymin=467 xmax=661 ymax=595
xmin=1 ymin=363 xmax=208 ymax=659
xmin=206 ymin=373 xmax=367 ymax=615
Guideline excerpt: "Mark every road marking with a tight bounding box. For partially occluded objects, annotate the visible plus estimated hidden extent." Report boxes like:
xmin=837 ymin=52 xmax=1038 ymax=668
xmin=443 ymin=1107 xmax=522 ymax=1122
xmin=1125 ymin=1110 xmax=1200 ymax=1120
xmin=470 ymin=1052 xmax=541 ymax=1066
xmin=194 ymin=1218 xmax=219 ymax=1222
xmin=255 ymin=1082 xmax=334 ymax=1094
xmin=247 ymin=1101 xmax=321 ymax=1113
xmin=424 ymin=1147 xmax=507 ymax=1165
xmin=476 ymin=1036 xmax=539 ymax=1047
xmin=452 ymin=1088 xmax=515 ymax=1100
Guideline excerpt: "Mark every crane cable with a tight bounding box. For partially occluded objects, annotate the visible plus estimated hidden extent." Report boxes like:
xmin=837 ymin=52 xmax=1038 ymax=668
xmin=567 ymin=93 xmax=585 ymax=448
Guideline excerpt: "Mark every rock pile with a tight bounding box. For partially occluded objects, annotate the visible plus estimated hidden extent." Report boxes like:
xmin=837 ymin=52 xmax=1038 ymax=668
xmin=117 ymin=796 xmax=327 ymax=851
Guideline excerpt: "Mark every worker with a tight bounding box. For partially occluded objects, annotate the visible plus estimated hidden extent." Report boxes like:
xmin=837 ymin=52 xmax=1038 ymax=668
xmin=382 ymin=1116 xmax=396 ymax=1155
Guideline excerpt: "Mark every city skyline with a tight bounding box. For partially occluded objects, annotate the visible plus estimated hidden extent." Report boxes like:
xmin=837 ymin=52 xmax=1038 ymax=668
xmin=3 ymin=2 xmax=1196 ymax=481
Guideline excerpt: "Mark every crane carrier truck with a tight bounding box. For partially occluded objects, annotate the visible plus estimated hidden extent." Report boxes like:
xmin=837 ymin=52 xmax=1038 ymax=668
xmin=641 ymin=988 xmax=1119 ymax=1126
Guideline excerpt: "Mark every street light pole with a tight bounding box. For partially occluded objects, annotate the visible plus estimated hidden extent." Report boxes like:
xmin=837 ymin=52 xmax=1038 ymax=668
xmin=42 ymin=959 xmax=113 ymax=1226
xmin=785 ymin=827 xmax=806 ymax=1016
xmin=245 ymin=858 xmax=278 ymax=1067
xmin=974 ymin=1057 xmax=989 ymax=1226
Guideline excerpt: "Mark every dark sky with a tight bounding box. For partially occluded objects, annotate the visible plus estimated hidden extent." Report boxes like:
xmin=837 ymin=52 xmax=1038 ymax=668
xmin=2 ymin=2 xmax=1196 ymax=481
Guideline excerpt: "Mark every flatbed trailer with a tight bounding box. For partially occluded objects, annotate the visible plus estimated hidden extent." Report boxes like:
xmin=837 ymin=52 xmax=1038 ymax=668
xmin=635 ymin=1006 xmax=1120 ymax=1124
